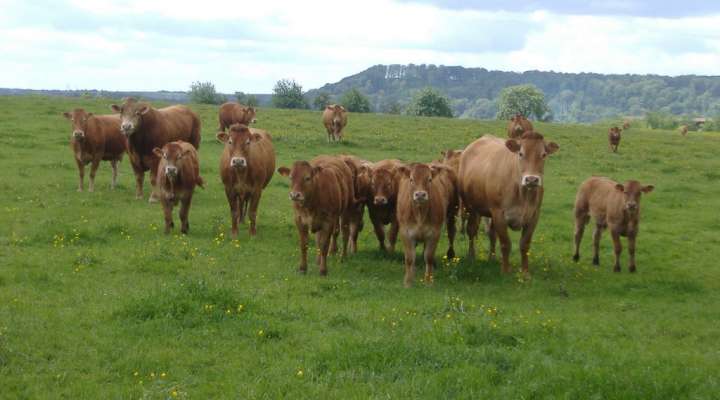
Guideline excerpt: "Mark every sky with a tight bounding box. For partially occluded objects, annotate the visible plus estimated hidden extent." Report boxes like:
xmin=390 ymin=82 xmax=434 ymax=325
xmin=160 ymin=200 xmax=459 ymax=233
xmin=1 ymin=0 xmax=719 ymax=93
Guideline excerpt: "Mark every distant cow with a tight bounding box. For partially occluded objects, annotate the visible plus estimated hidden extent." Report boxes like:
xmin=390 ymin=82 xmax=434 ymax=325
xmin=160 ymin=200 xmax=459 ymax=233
xmin=365 ymin=159 xmax=404 ymax=252
xmin=217 ymin=124 xmax=276 ymax=237
xmin=63 ymin=109 xmax=126 ymax=192
xmin=340 ymin=155 xmax=372 ymax=253
xmin=153 ymin=141 xmax=204 ymax=234
xmin=396 ymin=163 xmax=458 ymax=287
xmin=680 ymin=125 xmax=688 ymax=137
xmin=322 ymin=104 xmax=348 ymax=142
xmin=440 ymin=149 xmax=467 ymax=233
xmin=110 ymin=97 xmax=201 ymax=201
xmin=507 ymin=114 xmax=534 ymax=139
xmin=218 ymin=102 xmax=257 ymax=132
xmin=459 ymin=132 xmax=559 ymax=274
xmin=623 ymin=120 xmax=631 ymax=130
xmin=608 ymin=127 xmax=621 ymax=152
xmin=573 ymin=177 xmax=654 ymax=272
xmin=277 ymin=155 xmax=355 ymax=275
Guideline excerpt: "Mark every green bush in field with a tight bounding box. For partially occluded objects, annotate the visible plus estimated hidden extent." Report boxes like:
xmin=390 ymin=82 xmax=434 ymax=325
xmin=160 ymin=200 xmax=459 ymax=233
xmin=496 ymin=84 xmax=549 ymax=121
xmin=341 ymin=88 xmax=372 ymax=113
xmin=407 ymin=87 xmax=453 ymax=118
xmin=189 ymin=81 xmax=226 ymax=105
xmin=312 ymin=92 xmax=332 ymax=110
xmin=272 ymin=79 xmax=308 ymax=109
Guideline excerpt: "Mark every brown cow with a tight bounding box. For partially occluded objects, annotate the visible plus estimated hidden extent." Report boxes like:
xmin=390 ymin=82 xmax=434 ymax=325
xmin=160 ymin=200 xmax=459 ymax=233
xmin=507 ymin=114 xmax=534 ymax=139
xmin=218 ymin=102 xmax=257 ymax=131
xmin=110 ymin=97 xmax=201 ymax=201
xmin=608 ymin=126 xmax=621 ymax=152
xmin=396 ymin=163 xmax=458 ymax=287
xmin=573 ymin=177 xmax=654 ymax=272
xmin=152 ymin=141 xmax=204 ymax=234
xmin=63 ymin=109 xmax=126 ymax=192
xmin=440 ymin=149 xmax=467 ymax=234
xmin=277 ymin=156 xmax=355 ymax=275
xmin=322 ymin=104 xmax=348 ymax=142
xmin=364 ymin=159 xmax=404 ymax=252
xmin=622 ymin=120 xmax=631 ymax=130
xmin=459 ymin=132 xmax=559 ymax=274
xmin=340 ymin=155 xmax=372 ymax=253
xmin=680 ymin=125 xmax=689 ymax=137
xmin=217 ymin=124 xmax=275 ymax=237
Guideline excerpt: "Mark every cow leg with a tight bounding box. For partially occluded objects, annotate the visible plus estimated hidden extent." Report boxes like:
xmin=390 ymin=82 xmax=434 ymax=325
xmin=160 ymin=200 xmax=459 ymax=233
xmin=88 ymin=158 xmax=100 ymax=192
xmin=316 ymin=225 xmax=332 ymax=276
xmin=76 ymin=159 xmax=85 ymax=192
xmin=225 ymin=188 xmax=239 ymax=238
xmin=519 ymin=222 xmax=538 ymax=274
xmin=402 ymin=234 xmax=417 ymax=288
xmin=248 ymin=190 xmax=262 ymax=236
xmin=592 ymin=223 xmax=604 ymax=266
xmin=459 ymin=200 xmax=467 ymax=236
xmin=466 ymin=211 xmax=479 ymax=261
xmin=371 ymin=216 xmax=387 ymax=252
xmin=340 ymin=214 xmax=350 ymax=261
xmin=110 ymin=160 xmax=119 ymax=189
xmin=329 ymin=217 xmax=340 ymax=255
xmin=148 ymin=158 xmax=160 ymax=203
xmin=611 ymin=230 xmax=622 ymax=272
xmin=446 ymin=207 xmax=457 ymax=259
xmin=237 ymin=194 xmax=247 ymax=224
xmin=628 ymin=233 xmax=637 ymax=273
xmin=179 ymin=194 xmax=192 ymax=234
xmin=424 ymin=233 xmax=440 ymax=284
xmin=490 ymin=209 xmax=512 ymax=274
xmin=132 ymin=166 xmax=145 ymax=200
xmin=388 ymin=218 xmax=399 ymax=253
xmin=485 ymin=218 xmax=497 ymax=260
xmin=162 ymin=200 xmax=174 ymax=234
xmin=573 ymin=212 xmax=590 ymax=262
xmin=295 ymin=217 xmax=309 ymax=274
xmin=348 ymin=211 xmax=362 ymax=254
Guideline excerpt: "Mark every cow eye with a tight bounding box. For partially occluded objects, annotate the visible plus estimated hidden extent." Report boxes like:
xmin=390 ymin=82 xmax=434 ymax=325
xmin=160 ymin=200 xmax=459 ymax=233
xmin=245 ymin=139 xmax=251 ymax=145
xmin=228 ymin=140 xmax=233 ymax=145
xmin=541 ymin=152 xmax=547 ymax=158
xmin=304 ymin=176 xmax=311 ymax=181
xmin=519 ymin=151 xmax=524 ymax=157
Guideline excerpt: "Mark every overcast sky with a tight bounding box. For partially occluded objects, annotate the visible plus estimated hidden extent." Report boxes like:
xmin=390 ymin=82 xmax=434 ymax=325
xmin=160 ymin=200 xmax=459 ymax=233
xmin=1 ymin=0 xmax=719 ymax=93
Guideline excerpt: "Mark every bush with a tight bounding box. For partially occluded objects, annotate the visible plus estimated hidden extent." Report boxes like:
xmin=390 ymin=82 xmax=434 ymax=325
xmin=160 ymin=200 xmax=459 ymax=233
xmin=496 ymin=84 xmax=548 ymax=120
xmin=271 ymin=79 xmax=308 ymax=109
xmin=340 ymin=88 xmax=371 ymax=113
xmin=189 ymin=81 xmax=226 ymax=105
xmin=407 ymin=88 xmax=453 ymax=118
xmin=235 ymin=91 xmax=258 ymax=107
xmin=313 ymin=92 xmax=331 ymax=110
xmin=380 ymin=99 xmax=403 ymax=115
xmin=645 ymin=111 xmax=678 ymax=130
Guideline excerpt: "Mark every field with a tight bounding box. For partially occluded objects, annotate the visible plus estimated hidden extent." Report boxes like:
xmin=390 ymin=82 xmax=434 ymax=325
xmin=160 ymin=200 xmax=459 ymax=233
xmin=1 ymin=95 xmax=719 ymax=399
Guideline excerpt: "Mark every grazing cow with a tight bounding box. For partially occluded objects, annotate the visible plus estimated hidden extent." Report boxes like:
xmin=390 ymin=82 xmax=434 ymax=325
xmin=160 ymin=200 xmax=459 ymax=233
xmin=322 ymin=104 xmax=348 ymax=142
xmin=440 ymin=149 xmax=467 ymax=234
xmin=110 ymin=97 xmax=201 ymax=201
xmin=340 ymin=155 xmax=372 ymax=253
xmin=153 ymin=141 xmax=204 ymax=234
xmin=63 ymin=109 xmax=126 ymax=192
xmin=365 ymin=159 xmax=404 ymax=252
xmin=396 ymin=163 xmax=458 ymax=287
xmin=608 ymin=127 xmax=621 ymax=152
xmin=680 ymin=125 xmax=689 ymax=137
xmin=277 ymin=156 xmax=355 ymax=275
xmin=217 ymin=124 xmax=276 ymax=237
xmin=623 ymin=120 xmax=631 ymax=130
xmin=218 ymin=102 xmax=257 ymax=131
xmin=507 ymin=114 xmax=534 ymax=139
xmin=459 ymin=132 xmax=559 ymax=274
xmin=573 ymin=177 xmax=654 ymax=272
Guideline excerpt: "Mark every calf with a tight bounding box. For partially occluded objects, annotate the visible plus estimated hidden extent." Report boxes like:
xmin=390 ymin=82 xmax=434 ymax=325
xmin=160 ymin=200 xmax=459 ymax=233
xmin=277 ymin=156 xmax=355 ymax=275
xmin=573 ymin=177 xmax=654 ymax=273
xmin=340 ymin=155 xmax=372 ymax=253
xmin=623 ymin=120 xmax=631 ymax=130
xmin=63 ymin=109 xmax=126 ymax=192
xmin=217 ymin=124 xmax=275 ymax=237
xmin=218 ymin=102 xmax=257 ymax=131
xmin=322 ymin=104 xmax=348 ymax=142
xmin=507 ymin=114 xmax=534 ymax=139
xmin=365 ymin=159 xmax=404 ymax=252
xmin=396 ymin=163 xmax=458 ymax=287
xmin=608 ymin=127 xmax=621 ymax=152
xmin=440 ymin=149 xmax=467 ymax=234
xmin=153 ymin=141 xmax=204 ymax=234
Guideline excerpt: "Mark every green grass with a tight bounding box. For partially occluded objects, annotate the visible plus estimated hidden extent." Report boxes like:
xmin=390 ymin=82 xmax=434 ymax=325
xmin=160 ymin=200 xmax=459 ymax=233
xmin=1 ymin=95 xmax=719 ymax=399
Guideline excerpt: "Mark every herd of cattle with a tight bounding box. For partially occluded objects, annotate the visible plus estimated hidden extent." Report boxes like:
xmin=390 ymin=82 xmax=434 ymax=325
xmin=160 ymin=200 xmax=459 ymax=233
xmin=63 ymin=100 xmax=654 ymax=286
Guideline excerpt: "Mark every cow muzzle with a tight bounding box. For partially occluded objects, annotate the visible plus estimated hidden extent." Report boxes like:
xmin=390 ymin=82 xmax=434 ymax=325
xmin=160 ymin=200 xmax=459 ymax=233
xmin=626 ymin=202 xmax=638 ymax=212
xmin=413 ymin=191 xmax=429 ymax=202
xmin=73 ymin=131 xmax=85 ymax=139
xmin=120 ymin=123 xmax=134 ymax=135
xmin=230 ymin=157 xmax=247 ymax=169
xmin=521 ymin=175 xmax=542 ymax=188
xmin=374 ymin=196 xmax=388 ymax=205
xmin=165 ymin=166 xmax=178 ymax=178
xmin=250 ymin=118 xmax=257 ymax=124
xmin=289 ymin=191 xmax=304 ymax=202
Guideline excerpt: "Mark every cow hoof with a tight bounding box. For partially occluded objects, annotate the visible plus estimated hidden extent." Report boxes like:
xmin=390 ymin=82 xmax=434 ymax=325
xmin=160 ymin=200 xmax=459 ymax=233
xmin=613 ymin=266 xmax=621 ymax=273
xmin=446 ymin=248 xmax=456 ymax=259
xmin=319 ymin=270 xmax=328 ymax=276
xmin=629 ymin=266 xmax=637 ymax=273
xmin=572 ymin=254 xmax=579 ymax=262
xmin=592 ymin=257 xmax=599 ymax=266
xmin=297 ymin=268 xmax=307 ymax=274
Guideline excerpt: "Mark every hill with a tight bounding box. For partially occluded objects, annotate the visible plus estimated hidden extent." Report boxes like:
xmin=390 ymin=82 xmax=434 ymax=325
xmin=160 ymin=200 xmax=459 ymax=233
xmin=307 ymin=64 xmax=720 ymax=122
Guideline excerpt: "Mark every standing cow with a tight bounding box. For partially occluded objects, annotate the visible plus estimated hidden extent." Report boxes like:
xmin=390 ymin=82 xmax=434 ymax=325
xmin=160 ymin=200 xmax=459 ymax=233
xmin=277 ymin=156 xmax=355 ymax=276
xmin=364 ymin=159 xmax=404 ymax=253
xmin=217 ymin=124 xmax=275 ymax=237
xmin=153 ymin=141 xmax=204 ymax=234
xmin=396 ymin=163 xmax=458 ymax=287
xmin=608 ymin=127 xmax=621 ymax=152
xmin=680 ymin=125 xmax=689 ymax=137
xmin=459 ymin=132 xmax=559 ymax=274
xmin=622 ymin=120 xmax=631 ymax=130
xmin=63 ymin=109 xmax=126 ymax=192
xmin=507 ymin=114 xmax=534 ymax=139
xmin=440 ymin=149 xmax=467 ymax=234
xmin=322 ymin=104 xmax=348 ymax=142
xmin=218 ymin=102 xmax=257 ymax=131
xmin=573 ymin=177 xmax=654 ymax=272
xmin=110 ymin=97 xmax=201 ymax=201
xmin=340 ymin=155 xmax=372 ymax=253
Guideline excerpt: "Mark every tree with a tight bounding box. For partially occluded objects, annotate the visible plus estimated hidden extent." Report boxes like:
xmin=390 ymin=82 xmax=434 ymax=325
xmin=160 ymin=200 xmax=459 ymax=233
xmin=340 ymin=88 xmax=371 ymax=113
xmin=189 ymin=81 xmax=226 ymax=105
xmin=407 ymin=87 xmax=453 ymax=118
xmin=380 ymin=99 xmax=402 ymax=114
xmin=313 ymin=92 xmax=331 ymax=110
xmin=235 ymin=91 xmax=259 ymax=107
xmin=272 ymin=79 xmax=308 ymax=109
xmin=496 ymin=84 xmax=549 ymax=120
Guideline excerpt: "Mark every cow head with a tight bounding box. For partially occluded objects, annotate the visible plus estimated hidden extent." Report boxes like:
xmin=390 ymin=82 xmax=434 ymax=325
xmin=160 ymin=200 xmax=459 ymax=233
xmin=370 ymin=163 xmax=402 ymax=205
xmin=509 ymin=114 xmax=528 ymax=136
xmin=397 ymin=163 xmax=442 ymax=204
xmin=216 ymin=124 xmax=261 ymax=171
xmin=152 ymin=142 xmax=190 ymax=182
xmin=63 ymin=108 xmax=93 ymax=140
xmin=326 ymin=104 xmax=345 ymax=129
xmin=615 ymin=180 xmax=654 ymax=215
xmin=244 ymin=107 xmax=257 ymax=124
xmin=609 ymin=126 xmax=621 ymax=137
xmin=110 ymin=97 xmax=150 ymax=137
xmin=277 ymin=161 xmax=322 ymax=203
xmin=505 ymin=131 xmax=559 ymax=189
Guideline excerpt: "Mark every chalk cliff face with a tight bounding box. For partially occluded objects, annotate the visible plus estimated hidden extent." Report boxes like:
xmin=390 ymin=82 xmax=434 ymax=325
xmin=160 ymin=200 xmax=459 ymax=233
xmin=306 ymin=64 xmax=720 ymax=122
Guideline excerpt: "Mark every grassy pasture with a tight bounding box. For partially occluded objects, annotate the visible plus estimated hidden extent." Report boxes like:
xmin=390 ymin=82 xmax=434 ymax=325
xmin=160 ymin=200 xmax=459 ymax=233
xmin=0 ymin=95 xmax=719 ymax=399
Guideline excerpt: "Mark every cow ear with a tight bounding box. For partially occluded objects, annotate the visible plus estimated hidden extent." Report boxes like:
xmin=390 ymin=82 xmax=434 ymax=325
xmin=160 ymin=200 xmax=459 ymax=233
xmin=277 ymin=167 xmax=290 ymax=177
xmin=339 ymin=106 xmax=346 ymax=112
xmin=641 ymin=185 xmax=654 ymax=193
xmin=358 ymin=164 xmax=372 ymax=175
xmin=110 ymin=104 xmax=121 ymax=113
xmin=152 ymin=147 xmax=164 ymax=158
xmin=87 ymin=112 xmax=93 ymax=118
xmin=312 ymin=166 xmax=323 ymax=176
xmin=440 ymin=150 xmax=446 ymax=157
xmin=545 ymin=142 xmax=559 ymax=155
xmin=396 ymin=165 xmax=410 ymax=178
xmin=505 ymin=139 xmax=521 ymax=153
xmin=63 ymin=112 xmax=72 ymax=119
xmin=138 ymin=105 xmax=150 ymax=115
xmin=216 ymin=132 xmax=229 ymax=143
xmin=615 ymin=184 xmax=625 ymax=192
